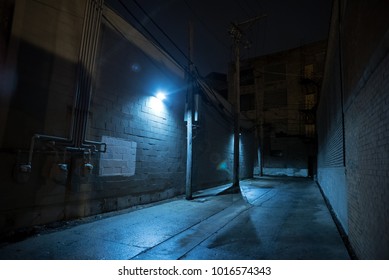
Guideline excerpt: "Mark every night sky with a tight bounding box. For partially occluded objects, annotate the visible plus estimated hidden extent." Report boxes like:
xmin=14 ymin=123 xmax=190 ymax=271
xmin=107 ymin=0 xmax=333 ymax=76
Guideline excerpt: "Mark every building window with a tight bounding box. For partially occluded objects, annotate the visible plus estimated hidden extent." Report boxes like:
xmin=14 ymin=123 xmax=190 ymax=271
xmin=303 ymin=64 xmax=314 ymax=79
xmin=264 ymin=89 xmax=287 ymax=109
xmin=305 ymin=94 xmax=315 ymax=109
xmin=240 ymin=93 xmax=255 ymax=111
xmin=240 ymin=68 xmax=254 ymax=86
xmin=305 ymin=124 xmax=315 ymax=138
xmin=264 ymin=63 xmax=286 ymax=83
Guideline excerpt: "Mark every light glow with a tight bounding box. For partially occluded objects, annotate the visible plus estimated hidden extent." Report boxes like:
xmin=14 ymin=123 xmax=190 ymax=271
xmin=156 ymin=91 xmax=166 ymax=101
xmin=149 ymin=96 xmax=164 ymax=113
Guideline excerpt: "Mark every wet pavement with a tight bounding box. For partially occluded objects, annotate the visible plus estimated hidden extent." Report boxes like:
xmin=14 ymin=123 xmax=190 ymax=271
xmin=0 ymin=177 xmax=350 ymax=260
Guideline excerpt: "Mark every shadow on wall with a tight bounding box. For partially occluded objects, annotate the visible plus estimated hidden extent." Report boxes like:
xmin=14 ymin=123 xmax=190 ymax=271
xmin=0 ymin=38 xmax=98 ymax=237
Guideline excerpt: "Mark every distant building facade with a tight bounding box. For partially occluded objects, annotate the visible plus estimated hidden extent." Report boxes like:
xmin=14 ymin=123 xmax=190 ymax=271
xmin=229 ymin=40 xmax=327 ymax=177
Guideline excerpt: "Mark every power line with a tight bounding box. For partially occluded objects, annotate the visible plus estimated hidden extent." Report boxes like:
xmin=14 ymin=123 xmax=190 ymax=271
xmin=182 ymin=0 xmax=233 ymax=75
xmin=109 ymin=1 xmax=236 ymax=125
xmin=115 ymin=0 xmax=187 ymax=71
xmin=129 ymin=0 xmax=193 ymax=66
xmin=102 ymin=14 xmax=185 ymax=82
xmin=230 ymin=0 xmax=268 ymax=61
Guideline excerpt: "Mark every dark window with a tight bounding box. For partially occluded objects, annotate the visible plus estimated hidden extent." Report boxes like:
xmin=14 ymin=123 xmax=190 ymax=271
xmin=240 ymin=68 xmax=254 ymax=85
xmin=264 ymin=89 xmax=287 ymax=109
xmin=240 ymin=94 xmax=255 ymax=111
xmin=264 ymin=64 xmax=286 ymax=83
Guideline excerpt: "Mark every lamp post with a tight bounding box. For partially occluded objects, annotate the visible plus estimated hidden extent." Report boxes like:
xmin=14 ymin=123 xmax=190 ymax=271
xmin=185 ymin=21 xmax=194 ymax=200
xmin=230 ymin=23 xmax=241 ymax=190
xmin=229 ymin=15 xmax=266 ymax=191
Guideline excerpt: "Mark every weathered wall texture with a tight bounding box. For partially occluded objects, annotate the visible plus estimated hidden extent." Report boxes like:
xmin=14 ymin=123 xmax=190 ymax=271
xmin=0 ymin=0 xmax=88 ymax=237
xmin=0 ymin=0 xmax=255 ymax=238
xmin=317 ymin=0 xmax=389 ymax=259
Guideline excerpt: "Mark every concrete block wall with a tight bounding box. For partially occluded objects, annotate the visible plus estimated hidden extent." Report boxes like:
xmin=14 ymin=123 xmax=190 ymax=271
xmin=1 ymin=0 xmax=85 ymax=148
xmin=86 ymin=21 xmax=188 ymax=212
xmin=0 ymin=2 xmax=256 ymax=237
xmin=99 ymin=136 xmax=137 ymax=177
xmin=0 ymin=0 xmax=88 ymax=236
xmin=192 ymin=95 xmax=255 ymax=190
xmin=192 ymin=96 xmax=234 ymax=189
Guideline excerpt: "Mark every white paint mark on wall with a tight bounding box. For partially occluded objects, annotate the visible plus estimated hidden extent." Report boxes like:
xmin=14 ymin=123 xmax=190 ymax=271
xmin=99 ymin=136 xmax=137 ymax=176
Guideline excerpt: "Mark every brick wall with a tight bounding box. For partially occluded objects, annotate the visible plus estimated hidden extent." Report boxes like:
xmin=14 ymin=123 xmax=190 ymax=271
xmin=316 ymin=1 xmax=348 ymax=233
xmin=317 ymin=0 xmax=389 ymax=259
xmin=345 ymin=51 xmax=389 ymax=259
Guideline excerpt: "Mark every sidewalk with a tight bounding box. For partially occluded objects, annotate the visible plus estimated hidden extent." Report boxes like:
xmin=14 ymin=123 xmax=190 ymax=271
xmin=0 ymin=177 xmax=350 ymax=260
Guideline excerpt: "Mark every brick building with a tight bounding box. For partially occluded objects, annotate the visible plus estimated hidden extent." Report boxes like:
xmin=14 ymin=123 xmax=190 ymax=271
xmin=230 ymin=41 xmax=327 ymax=177
xmin=317 ymin=0 xmax=389 ymax=259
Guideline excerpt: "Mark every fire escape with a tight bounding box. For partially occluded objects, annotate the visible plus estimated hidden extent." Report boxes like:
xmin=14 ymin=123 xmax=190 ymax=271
xmin=299 ymin=65 xmax=320 ymax=141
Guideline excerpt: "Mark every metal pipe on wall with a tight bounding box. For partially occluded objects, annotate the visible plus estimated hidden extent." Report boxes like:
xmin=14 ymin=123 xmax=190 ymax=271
xmin=74 ymin=0 xmax=94 ymax=148
xmin=80 ymin=0 xmax=103 ymax=147
xmin=18 ymin=0 xmax=106 ymax=178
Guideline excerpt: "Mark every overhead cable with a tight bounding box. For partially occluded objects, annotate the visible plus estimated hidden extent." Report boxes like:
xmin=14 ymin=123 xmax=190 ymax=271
xmin=129 ymin=0 xmax=194 ymax=66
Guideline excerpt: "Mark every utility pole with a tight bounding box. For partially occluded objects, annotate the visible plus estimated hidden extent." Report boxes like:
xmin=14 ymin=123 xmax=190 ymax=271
xmin=230 ymin=23 xmax=241 ymax=190
xmin=229 ymin=15 xmax=266 ymax=190
xmin=185 ymin=21 xmax=194 ymax=200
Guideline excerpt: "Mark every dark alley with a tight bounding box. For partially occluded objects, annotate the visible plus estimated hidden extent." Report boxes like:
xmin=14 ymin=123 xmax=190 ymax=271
xmin=0 ymin=177 xmax=350 ymax=260
xmin=0 ymin=0 xmax=388 ymax=265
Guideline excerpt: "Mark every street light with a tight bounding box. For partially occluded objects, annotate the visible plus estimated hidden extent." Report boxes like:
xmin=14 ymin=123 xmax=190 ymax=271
xmin=156 ymin=91 xmax=166 ymax=101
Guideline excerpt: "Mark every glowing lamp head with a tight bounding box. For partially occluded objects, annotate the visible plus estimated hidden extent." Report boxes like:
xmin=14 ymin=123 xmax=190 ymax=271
xmin=156 ymin=91 xmax=166 ymax=101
